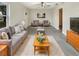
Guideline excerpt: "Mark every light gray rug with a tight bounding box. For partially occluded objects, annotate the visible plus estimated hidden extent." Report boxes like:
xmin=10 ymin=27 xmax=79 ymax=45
xmin=15 ymin=34 xmax=64 ymax=56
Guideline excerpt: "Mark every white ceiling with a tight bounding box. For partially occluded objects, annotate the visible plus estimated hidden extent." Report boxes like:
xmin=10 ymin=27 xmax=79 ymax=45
xmin=21 ymin=2 xmax=60 ymax=9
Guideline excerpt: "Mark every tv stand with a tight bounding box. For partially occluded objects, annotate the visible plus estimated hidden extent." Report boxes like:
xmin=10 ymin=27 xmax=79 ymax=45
xmin=67 ymin=30 xmax=79 ymax=51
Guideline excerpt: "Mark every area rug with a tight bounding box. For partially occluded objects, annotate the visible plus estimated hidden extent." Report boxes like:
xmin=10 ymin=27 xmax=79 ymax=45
xmin=15 ymin=34 xmax=64 ymax=56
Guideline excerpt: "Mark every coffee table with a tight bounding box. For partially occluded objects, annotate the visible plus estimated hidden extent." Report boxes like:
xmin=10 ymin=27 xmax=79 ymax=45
xmin=33 ymin=34 xmax=50 ymax=56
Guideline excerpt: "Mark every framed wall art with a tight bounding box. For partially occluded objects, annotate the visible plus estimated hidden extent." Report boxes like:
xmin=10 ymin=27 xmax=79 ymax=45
xmin=37 ymin=13 xmax=46 ymax=18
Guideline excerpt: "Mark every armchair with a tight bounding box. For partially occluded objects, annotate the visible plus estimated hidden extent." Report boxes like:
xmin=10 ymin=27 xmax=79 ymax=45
xmin=43 ymin=20 xmax=50 ymax=27
xmin=31 ymin=20 xmax=39 ymax=27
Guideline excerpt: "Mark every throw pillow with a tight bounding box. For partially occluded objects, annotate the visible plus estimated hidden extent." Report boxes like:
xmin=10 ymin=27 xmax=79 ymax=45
xmin=7 ymin=32 xmax=11 ymax=39
xmin=14 ymin=26 xmax=21 ymax=33
xmin=10 ymin=26 xmax=15 ymax=35
xmin=6 ymin=27 xmax=12 ymax=37
xmin=11 ymin=27 xmax=15 ymax=34
xmin=19 ymin=25 xmax=24 ymax=31
xmin=1 ymin=32 xmax=9 ymax=40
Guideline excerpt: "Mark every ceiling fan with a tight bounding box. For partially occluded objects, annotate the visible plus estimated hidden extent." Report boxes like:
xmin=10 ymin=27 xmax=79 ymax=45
xmin=40 ymin=2 xmax=53 ymax=8
xmin=22 ymin=2 xmax=58 ymax=9
xmin=41 ymin=2 xmax=44 ymax=7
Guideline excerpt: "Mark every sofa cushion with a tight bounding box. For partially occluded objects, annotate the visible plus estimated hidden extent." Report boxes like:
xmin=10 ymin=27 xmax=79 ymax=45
xmin=13 ymin=31 xmax=27 ymax=36
xmin=12 ymin=31 xmax=27 ymax=48
xmin=12 ymin=35 xmax=22 ymax=48
xmin=12 ymin=31 xmax=27 ymax=40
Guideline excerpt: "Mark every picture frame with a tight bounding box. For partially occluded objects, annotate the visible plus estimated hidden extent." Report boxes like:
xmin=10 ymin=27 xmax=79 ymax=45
xmin=37 ymin=13 xmax=45 ymax=18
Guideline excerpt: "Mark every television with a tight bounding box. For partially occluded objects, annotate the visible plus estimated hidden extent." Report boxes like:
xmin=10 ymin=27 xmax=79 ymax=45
xmin=70 ymin=17 xmax=79 ymax=33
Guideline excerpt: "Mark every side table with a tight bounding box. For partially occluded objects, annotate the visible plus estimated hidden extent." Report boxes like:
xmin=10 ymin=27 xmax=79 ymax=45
xmin=0 ymin=45 xmax=8 ymax=56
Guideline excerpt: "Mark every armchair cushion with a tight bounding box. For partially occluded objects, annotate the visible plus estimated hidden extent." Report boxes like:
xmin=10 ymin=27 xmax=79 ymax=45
xmin=43 ymin=20 xmax=50 ymax=26
xmin=31 ymin=20 xmax=39 ymax=26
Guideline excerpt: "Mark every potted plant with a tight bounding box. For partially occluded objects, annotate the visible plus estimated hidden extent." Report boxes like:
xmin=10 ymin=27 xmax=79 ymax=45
xmin=37 ymin=33 xmax=45 ymax=43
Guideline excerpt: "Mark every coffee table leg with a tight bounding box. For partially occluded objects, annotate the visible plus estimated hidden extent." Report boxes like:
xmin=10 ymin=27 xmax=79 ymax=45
xmin=34 ymin=46 xmax=35 ymax=55
xmin=48 ymin=46 xmax=50 ymax=56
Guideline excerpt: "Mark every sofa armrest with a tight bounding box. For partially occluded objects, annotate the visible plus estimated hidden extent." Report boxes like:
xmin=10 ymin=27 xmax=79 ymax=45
xmin=0 ymin=39 xmax=12 ymax=46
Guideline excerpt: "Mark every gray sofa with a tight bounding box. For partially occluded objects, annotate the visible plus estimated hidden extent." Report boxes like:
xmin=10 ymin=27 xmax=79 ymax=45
xmin=0 ymin=25 xmax=28 ymax=56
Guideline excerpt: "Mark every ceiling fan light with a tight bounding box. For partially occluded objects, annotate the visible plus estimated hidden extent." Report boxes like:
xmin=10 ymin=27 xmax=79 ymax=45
xmin=41 ymin=2 xmax=46 ymax=8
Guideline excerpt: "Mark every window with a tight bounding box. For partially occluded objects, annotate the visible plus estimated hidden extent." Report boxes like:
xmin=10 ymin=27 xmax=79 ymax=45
xmin=0 ymin=5 xmax=6 ymax=28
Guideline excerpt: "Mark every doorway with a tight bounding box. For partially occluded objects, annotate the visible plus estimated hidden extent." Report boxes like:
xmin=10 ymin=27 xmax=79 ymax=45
xmin=59 ymin=8 xmax=63 ymax=31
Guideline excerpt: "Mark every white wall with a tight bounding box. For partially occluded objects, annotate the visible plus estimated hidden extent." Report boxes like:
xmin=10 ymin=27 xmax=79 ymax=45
xmin=30 ymin=9 xmax=52 ymax=25
xmin=51 ymin=3 xmax=64 ymax=30
xmin=52 ymin=2 xmax=79 ymax=35
xmin=5 ymin=2 xmax=79 ymax=35
xmin=6 ymin=2 xmax=30 ymax=28
xmin=63 ymin=3 xmax=79 ymax=35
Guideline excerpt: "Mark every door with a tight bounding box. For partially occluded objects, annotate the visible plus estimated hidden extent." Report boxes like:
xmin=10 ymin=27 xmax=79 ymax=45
xmin=59 ymin=8 xmax=63 ymax=31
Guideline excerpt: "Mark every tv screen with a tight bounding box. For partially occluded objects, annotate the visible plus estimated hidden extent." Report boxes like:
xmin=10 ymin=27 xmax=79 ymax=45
xmin=70 ymin=17 xmax=79 ymax=33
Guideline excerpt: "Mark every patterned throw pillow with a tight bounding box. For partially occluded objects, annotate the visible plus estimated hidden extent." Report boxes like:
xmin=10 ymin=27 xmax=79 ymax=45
xmin=1 ymin=32 xmax=9 ymax=40
xmin=9 ymin=26 xmax=15 ymax=35
xmin=11 ymin=27 xmax=15 ymax=34
xmin=19 ymin=25 xmax=24 ymax=31
xmin=14 ymin=26 xmax=21 ymax=34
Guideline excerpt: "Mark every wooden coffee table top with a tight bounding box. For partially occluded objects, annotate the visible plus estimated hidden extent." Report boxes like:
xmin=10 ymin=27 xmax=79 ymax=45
xmin=0 ymin=45 xmax=7 ymax=51
xmin=33 ymin=34 xmax=50 ymax=47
